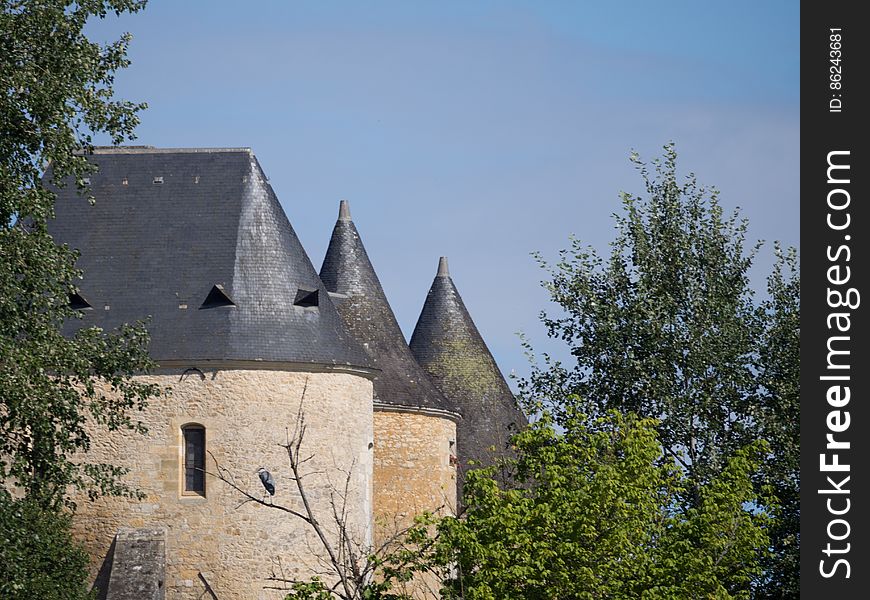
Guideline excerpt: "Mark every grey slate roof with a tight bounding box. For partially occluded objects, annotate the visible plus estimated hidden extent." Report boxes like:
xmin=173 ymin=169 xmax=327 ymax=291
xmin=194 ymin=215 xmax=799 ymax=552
xmin=410 ymin=258 xmax=526 ymax=468
xmin=48 ymin=147 xmax=372 ymax=368
xmin=319 ymin=201 xmax=459 ymax=418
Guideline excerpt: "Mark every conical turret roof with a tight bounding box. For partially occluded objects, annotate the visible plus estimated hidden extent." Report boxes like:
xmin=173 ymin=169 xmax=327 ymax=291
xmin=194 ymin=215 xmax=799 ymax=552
xmin=410 ymin=258 xmax=526 ymax=467
xmin=48 ymin=147 xmax=372 ymax=369
xmin=320 ymin=201 xmax=459 ymax=418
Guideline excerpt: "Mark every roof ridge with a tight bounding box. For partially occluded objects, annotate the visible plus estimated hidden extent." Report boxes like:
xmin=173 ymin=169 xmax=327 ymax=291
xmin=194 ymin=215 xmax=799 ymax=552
xmin=89 ymin=146 xmax=252 ymax=154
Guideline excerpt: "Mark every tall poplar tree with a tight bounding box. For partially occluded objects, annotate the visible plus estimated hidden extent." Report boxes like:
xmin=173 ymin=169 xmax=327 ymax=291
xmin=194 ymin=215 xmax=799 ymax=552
xmin=519 ymin=144 xmax=799 ymax=596
xmin=754 ymin=247 xmax=799 ymax=598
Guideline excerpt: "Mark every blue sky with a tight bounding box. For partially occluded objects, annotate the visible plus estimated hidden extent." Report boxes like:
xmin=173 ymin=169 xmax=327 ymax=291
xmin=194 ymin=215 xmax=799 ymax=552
xmin=88 ymin=1 xmax=799 ymax=388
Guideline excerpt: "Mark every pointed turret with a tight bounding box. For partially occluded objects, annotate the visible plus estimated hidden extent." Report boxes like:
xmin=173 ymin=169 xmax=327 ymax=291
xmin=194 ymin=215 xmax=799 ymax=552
xmin=410 ymin=258 xmax=526 ymax=469
xmin=320 ymin=202 xmax=459 ymax=418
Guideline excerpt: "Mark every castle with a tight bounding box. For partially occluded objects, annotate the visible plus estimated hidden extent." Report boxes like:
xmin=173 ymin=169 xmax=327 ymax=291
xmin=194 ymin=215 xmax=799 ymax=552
xmin=49 ymin=147 xmax=524 ymax=599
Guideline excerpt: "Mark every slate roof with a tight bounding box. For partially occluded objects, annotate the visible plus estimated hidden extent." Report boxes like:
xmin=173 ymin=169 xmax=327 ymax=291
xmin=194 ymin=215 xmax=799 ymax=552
xmin=319 ymin=201 xmax=459 ymax=418
xmin=48 ymin=147 xmax=372 ymax=369
xmin=410 ymin=258 xmax=526 ymax=467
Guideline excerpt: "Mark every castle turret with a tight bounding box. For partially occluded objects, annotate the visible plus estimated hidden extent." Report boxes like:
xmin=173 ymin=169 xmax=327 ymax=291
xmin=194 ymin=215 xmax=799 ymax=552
xmin=410 ymin=257 xmax=526 ymax=473
xmin=49 ymin=148 xmax=376 ymax=600
xmin=320 ymin=201 xmax=458 ymax=418
xmin=320 ymin=201 xmax=460 ymax=551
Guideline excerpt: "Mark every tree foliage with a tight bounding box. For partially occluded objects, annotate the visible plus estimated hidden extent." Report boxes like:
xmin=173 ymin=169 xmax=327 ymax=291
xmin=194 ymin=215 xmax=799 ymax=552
xmin=753 ymin=247 xmax=799 ymax=598
xmin=518 ymin=145 xmax=799 ymax=596
xmin=266 ymin=147 xmax=796 ymax=598
xmin=423 ymin=410 xmax=771 ymax=599
xmin=0 ymin=491 xmax=93 ymax=600
xmin=1 ymin=0 xmax=157 ymax=506
xmin=1 ymin=4 xmax=156 ymax=597
xmin=523 ymin=145 xmax=761 ymax=486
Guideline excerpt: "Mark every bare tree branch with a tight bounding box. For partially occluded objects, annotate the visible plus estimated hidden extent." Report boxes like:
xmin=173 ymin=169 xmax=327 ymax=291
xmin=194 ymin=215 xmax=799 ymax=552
xmin=205 ymin=451 xmax=312 ymax=523
xmin=204 ymin=375 xmax=440 ymax=599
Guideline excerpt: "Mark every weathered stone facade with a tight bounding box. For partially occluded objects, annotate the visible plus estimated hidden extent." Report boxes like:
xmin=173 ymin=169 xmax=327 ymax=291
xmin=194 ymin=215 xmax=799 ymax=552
xmin=372 ymin=409 xmax=456 ymax=600
xmin=372 ymin=410 xmax=457 ymax=534
xmin=72 ymin=367 xmax=373 ymax=600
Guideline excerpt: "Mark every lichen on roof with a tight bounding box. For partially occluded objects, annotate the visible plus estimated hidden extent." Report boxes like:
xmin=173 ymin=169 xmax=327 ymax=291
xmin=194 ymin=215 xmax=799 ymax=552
xmin=410 ymin=258 xmax=526 ymax=468
xmin=320 ymin=201 xmax=459 ymax=417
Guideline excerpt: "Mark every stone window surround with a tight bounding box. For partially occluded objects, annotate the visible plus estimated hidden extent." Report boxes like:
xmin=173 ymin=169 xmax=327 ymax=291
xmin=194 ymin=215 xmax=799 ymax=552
xmin=180 ymin=422 xmax=207 ymax=498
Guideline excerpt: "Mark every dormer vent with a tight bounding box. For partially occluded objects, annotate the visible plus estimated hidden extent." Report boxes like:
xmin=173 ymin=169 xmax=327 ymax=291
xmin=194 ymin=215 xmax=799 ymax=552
xmin=153 ymin=176 xmax=164 ymax=184
xmin=200 ymin=284 xmax=235 ymax=309
xmin=294 ymin=288 xmax=319 ymax=308
xmin=69 ymin=292 xmax=93 ymax=311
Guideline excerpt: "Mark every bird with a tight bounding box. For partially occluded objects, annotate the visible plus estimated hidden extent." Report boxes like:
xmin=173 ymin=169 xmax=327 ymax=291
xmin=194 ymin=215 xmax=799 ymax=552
xmin=256 ymin=467 xmax=275 ymax=500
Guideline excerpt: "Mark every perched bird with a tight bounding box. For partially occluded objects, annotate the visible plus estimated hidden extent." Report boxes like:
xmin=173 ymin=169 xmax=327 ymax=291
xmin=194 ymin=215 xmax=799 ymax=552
xmin=256 ymin=467 xmax=275 ymax=498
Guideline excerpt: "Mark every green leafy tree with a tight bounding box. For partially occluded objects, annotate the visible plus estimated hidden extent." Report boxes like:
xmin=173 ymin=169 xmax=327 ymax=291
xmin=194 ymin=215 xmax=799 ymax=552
xmin=1 ymin=2 xmax=157 ymax=594
xmin=519 ymin=145 xmax=799 ymax=596
xmin=0 ymin=491 xmax=93 ymax=600
xmin=423 ymin=409 xmax=771 ymax=599
xmin=1 ymin=0 xmax=156 ymax=508
xmin=753 ymin=247 xmax=799 ymax=598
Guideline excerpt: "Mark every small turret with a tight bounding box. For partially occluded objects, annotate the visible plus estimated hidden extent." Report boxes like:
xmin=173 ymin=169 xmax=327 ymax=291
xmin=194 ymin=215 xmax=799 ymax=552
xmin=320 ymin=202 xmax=460 ymax=564
xmin=320 ymin=202 xmax=458 ymax=417
xmin=410 ymin=257 xmax=526 ymax=471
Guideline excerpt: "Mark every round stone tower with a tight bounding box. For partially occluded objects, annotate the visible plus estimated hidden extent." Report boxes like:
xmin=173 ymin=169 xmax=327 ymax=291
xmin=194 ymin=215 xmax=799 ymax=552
xmin=410 ymin=257 xmax=526 ymax=477
xmin=319 ymin=201 xmax=460 ymax=545
xmin=50 ymin=148 xmax=376 ymax=600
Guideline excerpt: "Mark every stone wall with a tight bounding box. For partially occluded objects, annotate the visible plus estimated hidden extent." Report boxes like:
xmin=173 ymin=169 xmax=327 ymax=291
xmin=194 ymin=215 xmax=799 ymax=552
xmin=372 ymin=410 xmax=457 ymax=599
xmin=372 ymin=411 xmax=457 ymax=528
xmin=72 ymin=367 xmax=373 ymax=600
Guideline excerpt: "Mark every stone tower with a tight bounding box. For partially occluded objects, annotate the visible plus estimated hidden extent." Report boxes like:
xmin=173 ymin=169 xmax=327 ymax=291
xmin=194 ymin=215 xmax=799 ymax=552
xmin=410 ymin=258 xmax=526 ymax=475
xmin=319 ymin=201 xmax=460 ymax=541
xmin=47 ymin=146 xmax=523 ymax=600
xmin=49 ymin=148 xmax=376 ymax=600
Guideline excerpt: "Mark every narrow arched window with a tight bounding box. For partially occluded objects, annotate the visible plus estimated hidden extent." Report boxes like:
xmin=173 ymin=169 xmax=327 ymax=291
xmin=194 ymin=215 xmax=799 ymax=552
xmin=182 ymin=425 xmax=206 ymax=496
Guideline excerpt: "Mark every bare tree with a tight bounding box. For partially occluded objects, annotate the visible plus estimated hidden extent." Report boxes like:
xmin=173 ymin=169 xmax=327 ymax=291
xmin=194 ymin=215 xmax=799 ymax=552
xmin=207 ymin=384 xmax=443 ymax=599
